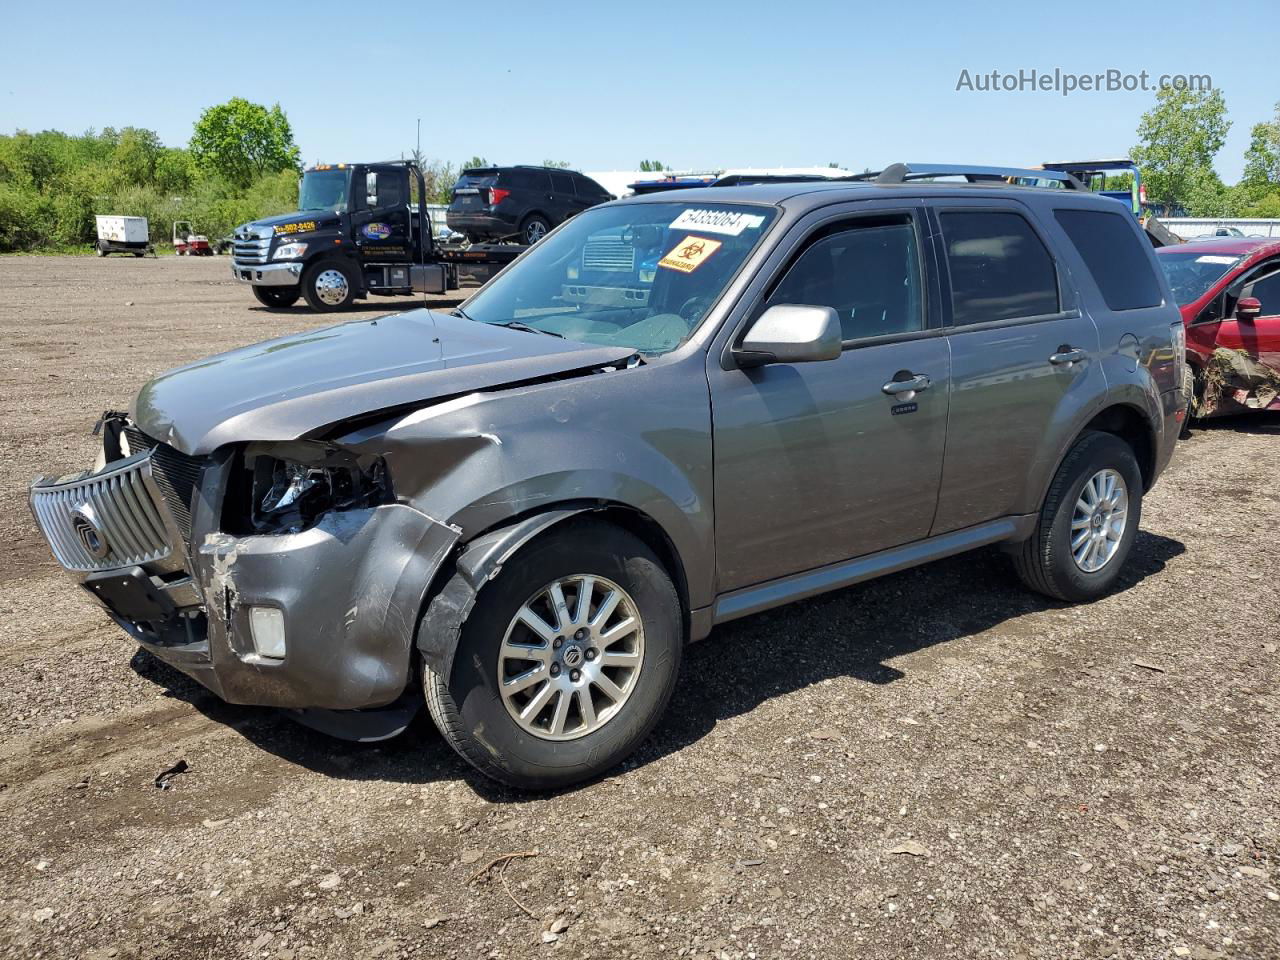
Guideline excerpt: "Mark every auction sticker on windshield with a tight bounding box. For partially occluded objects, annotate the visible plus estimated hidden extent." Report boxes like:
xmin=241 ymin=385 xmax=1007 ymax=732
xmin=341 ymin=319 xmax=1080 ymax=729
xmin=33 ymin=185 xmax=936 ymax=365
xmin=670 ymin=208 xmax=766 ymax=236
xmin=659 ymin=236 xmax=722 ymax=273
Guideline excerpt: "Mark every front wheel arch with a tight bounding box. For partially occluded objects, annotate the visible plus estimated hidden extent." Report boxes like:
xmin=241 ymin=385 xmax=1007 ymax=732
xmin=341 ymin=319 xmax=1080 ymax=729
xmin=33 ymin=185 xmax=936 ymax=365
xmin=415 ymin=503 xmax=690 ymax=683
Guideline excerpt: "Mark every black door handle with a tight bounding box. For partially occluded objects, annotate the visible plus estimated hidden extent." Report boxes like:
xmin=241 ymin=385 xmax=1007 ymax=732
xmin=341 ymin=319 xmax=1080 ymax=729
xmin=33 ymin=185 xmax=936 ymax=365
xmin=882 ymin=374 xmax=931 ymax=396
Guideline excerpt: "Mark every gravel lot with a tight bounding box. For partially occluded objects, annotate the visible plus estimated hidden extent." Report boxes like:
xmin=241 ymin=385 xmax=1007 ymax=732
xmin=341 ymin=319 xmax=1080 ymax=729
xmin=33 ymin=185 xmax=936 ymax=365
xmin=0 ymin=255 xmax=1276 ymax=960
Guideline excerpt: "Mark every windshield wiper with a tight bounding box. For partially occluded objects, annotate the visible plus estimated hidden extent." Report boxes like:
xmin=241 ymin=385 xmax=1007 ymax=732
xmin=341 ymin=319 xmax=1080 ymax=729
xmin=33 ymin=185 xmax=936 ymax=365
xmin=489 ymin=320 xmax=564 ymax=338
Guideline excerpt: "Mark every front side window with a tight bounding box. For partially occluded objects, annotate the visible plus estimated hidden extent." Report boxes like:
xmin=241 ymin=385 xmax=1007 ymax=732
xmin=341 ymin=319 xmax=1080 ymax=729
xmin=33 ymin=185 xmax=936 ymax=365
xmin=940 ymin=211 xmax=1059 ymax=324
xmin=1055 ymin=209 xmax=1162 ymax=310
xmin=765 ymin=219 xmax=923 ymax=340
xmin=458 ymin=202 xmax=777 ymax=356
xmin=1243 ymin=267 xmax=1280 ymax=315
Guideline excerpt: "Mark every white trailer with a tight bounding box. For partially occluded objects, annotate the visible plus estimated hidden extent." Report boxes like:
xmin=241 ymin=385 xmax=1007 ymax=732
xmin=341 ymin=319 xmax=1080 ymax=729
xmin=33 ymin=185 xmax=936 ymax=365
xmin=94 ymin=216 xmax=155 ymax=257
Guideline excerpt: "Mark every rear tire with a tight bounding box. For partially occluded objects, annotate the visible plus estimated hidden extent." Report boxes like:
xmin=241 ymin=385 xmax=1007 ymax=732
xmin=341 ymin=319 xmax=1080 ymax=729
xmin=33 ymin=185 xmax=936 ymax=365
xmin=520 ymin=214 xmax=551 ymax=245
xmin=424 ymin=520 xmax=682 ymax=789
xmin=1012 ymin=431 xmax=1143 ymax=602
xmin=1179 ymin=366 xmax=1197 ymax=439
xmin=301 ymin=259 xmax=356 ymax=311
xmin=252 ymin=285 xmax=301 ymax=309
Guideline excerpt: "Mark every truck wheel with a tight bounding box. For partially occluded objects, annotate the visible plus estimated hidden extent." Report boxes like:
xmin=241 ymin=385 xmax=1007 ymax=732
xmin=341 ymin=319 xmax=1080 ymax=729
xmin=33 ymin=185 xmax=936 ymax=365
xmin=302 ymin=260 xmax=356 ymax=311
xmin=424 ymin=520 xmax=682 ymax=790
xmin=95 ymin=243 xmax=106 ymax=257
xmin=252 ymin=286 xmax=301 ymax=309
xmin=520 ymin=214 xmax=551 ymax=244
xmin=1012 ymin=431 xmax=1143 ymax=603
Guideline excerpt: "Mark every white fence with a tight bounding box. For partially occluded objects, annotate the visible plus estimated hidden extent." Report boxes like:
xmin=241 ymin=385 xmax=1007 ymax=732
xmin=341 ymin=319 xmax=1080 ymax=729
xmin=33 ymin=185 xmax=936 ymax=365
xmin=1162 ymin=218 xmax=1280 ymax=239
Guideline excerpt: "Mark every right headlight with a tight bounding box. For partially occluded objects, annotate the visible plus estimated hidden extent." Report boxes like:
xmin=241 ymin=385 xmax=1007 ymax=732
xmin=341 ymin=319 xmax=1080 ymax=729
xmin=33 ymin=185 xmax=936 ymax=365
xmin=228 ymin=443 xmax=392 ymax=535
xmin=272 ymin=241 xmax=309 ymax=260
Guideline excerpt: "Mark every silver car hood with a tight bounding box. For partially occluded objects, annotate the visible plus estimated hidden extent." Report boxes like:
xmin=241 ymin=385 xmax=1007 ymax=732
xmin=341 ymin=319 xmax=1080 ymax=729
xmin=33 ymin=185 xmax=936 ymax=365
xmin=131 ymin=310 xmax=636 ymax=455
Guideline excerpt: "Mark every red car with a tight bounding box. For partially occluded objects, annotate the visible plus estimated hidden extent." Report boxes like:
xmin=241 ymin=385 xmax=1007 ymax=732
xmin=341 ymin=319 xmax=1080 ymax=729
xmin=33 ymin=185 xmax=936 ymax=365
xmin=1156 ymin=237 xmax=1280 ymax=421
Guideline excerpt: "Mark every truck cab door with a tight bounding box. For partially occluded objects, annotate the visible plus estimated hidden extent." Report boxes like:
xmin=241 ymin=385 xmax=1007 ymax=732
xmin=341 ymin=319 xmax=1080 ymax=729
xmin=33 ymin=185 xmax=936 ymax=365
xmin=352 ymin=166 xmax=413 ymax=262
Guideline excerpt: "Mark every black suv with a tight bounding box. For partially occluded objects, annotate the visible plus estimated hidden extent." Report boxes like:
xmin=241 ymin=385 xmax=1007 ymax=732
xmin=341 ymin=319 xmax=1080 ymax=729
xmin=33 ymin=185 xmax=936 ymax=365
xmin=446 ymin=165 xmax=613 ymax=245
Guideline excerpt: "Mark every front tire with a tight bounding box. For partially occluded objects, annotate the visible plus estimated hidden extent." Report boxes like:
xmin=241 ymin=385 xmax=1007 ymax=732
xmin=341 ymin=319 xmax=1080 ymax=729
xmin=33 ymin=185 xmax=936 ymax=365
xmin=424 ymin=520 xmax=682 ymax=789
xmin=1012 ymin=431 xmax=1143 ymax=602
xmin=301 ymin=259 xmax=356 ymax=311
xmin=252 ymin=285 xmax=301 ymax=309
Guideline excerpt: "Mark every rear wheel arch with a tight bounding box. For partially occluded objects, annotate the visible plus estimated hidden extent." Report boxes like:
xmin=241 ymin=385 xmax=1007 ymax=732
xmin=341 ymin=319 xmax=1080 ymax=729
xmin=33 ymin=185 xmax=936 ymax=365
xmin=1058 ymin=403 xmax=1156 ymax=493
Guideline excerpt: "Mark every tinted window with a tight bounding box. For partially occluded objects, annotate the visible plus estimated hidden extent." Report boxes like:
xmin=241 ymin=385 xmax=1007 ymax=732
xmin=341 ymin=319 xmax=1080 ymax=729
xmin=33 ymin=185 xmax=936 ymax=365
xmin=767 ymin=220 xmax=923 ymax=340
xmin=503 ymin=169 xmax=551 ymax=191
xmin=1055 ymin=209 xmax=1161 ymax=310
xmin=576 ymin=175 xmax=609 ymax=200
xmin=551 ymin=171 xmax=574 ymax=194
xmin=940 ymin=211 xmax=1059 ymax=324
xmin=1245 ymin=267 xmax=1280 ymax=315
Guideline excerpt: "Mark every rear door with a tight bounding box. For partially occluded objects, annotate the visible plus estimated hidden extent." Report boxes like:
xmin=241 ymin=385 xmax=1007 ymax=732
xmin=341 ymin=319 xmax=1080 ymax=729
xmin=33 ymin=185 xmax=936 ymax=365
xmin=928 ymin=200 xmax=1103 ymax=534
xmin=550 ymin=170 xmax=586 ymax=223
xmin=708 ymin=204 xmax=951 ymax=591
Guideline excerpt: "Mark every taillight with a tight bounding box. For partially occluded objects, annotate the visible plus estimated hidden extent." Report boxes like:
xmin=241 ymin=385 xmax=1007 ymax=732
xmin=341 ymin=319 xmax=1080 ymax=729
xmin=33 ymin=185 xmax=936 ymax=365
xmin=488 ymin=187 xmax=510 ymax=206
xmin=1172 ymin=320 xmax=1186 ymax=381
xmin=1139 ymin=183 xmax=1147 ymax=205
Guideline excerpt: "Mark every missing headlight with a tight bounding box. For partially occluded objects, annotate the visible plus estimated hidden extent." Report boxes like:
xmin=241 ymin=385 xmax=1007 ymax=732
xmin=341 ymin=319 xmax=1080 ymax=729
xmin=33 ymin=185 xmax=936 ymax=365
xmin=225 ymin=442 xmax=392 ymax=535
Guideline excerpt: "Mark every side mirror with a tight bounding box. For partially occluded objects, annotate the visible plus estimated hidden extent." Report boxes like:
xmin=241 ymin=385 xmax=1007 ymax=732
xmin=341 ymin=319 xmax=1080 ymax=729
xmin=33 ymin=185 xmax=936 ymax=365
xmin=1235 ymin=297 xmax=1262 ymax=322
xmin=733 ymin=304 xmax=842 ymax=368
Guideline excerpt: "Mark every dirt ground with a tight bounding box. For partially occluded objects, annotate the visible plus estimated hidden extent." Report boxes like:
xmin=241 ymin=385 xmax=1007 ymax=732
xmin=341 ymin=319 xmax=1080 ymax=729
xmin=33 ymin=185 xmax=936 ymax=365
xmin=0 ymin=255 xmax=1276 ymax=960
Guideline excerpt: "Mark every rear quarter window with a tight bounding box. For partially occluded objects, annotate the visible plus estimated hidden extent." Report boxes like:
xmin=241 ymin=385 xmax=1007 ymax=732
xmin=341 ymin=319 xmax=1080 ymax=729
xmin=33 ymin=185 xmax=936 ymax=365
xmin=1055 ymin=209 xmax=1162 ymax=311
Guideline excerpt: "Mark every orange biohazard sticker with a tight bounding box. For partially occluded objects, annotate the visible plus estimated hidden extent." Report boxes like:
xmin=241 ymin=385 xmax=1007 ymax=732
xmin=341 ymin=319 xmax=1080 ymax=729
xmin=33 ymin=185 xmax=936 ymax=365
xmin=658 ymin=235 xmax=722 ymax=273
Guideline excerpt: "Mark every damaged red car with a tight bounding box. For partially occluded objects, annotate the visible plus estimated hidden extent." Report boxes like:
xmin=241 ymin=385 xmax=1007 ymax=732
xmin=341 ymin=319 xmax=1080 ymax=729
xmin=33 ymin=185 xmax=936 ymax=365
xmin=1156 ymin=237 xmax=1280 ymax=421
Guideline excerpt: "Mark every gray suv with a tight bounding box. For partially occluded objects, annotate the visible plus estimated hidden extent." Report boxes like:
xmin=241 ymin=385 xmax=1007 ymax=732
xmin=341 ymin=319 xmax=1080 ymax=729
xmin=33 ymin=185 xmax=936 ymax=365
xmin=29 ymin=163 xmax=1185 ymax=789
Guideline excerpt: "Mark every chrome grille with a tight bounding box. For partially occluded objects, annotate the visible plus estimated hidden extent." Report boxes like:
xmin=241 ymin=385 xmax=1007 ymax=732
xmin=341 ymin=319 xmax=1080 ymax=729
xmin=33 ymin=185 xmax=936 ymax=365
xmin=232 ymin=234 xmax=271 ymax=265
xmin=30 ymin=453 xmax=180 ymax=572
xmin=583 ymin=235 xmax=635 ymax=273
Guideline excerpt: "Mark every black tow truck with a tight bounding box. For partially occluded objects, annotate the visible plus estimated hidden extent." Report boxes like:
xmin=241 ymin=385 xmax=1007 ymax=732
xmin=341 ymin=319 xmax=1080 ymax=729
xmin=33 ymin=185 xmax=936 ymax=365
xmin=231 ymin=161 xmax=527 ymax=311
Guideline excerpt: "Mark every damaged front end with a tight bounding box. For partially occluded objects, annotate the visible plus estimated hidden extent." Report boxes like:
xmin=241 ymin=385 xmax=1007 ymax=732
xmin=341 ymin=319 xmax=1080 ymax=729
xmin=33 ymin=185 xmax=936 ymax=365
xmin=1196 ymin=347 xmax=1280 ymax=418
xmin=29 ymin=416 xmax=460 ymax=729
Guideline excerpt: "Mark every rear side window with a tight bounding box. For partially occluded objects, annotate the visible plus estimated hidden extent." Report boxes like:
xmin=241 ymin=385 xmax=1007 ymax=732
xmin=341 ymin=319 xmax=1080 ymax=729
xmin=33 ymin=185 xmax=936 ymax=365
xmin=551 ymin=171 xmax=574 ymax=194
xmin=502 ymin=169 xmax=551 ymax=191
xmin=766 ymin=219 xmax=923 ymax=340
xmin=940 ymin=211 xmax=1059 ymax=324
xmin=1055 ymin=209 xmax=1162 ymax=310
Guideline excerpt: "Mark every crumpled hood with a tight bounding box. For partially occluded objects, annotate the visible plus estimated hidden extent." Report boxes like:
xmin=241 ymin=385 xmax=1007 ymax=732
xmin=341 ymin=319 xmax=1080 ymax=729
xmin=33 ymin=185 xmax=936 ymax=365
xmin=132 ymin=310 xmax=635 ymax=455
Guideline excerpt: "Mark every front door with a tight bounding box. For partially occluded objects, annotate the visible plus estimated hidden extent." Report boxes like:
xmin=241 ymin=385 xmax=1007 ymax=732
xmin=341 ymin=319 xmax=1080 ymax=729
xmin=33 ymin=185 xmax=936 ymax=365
xmin=1218 ymin=257 xmax=1280 ymax=368
xmin=353 ymin=166 xmax=413 ymax=262
xmin=709 ymin=209 xmax=950 ymax=592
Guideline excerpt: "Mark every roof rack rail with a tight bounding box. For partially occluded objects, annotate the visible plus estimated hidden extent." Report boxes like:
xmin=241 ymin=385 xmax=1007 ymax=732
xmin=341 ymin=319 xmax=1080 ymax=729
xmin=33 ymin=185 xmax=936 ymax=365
xmin=863 ymin=162 xmax=1085 ymax=189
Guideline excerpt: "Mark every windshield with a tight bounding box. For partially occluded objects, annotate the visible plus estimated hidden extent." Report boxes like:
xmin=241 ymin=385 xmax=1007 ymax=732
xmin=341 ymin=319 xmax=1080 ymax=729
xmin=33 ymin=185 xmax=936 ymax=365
xmin=458 ymin=201 xmax=777 ymax=355
xmin=298 ymin=169 xmax=350 ymax=212
xmin=1157 ymin=251 xmax=1242 ymax=305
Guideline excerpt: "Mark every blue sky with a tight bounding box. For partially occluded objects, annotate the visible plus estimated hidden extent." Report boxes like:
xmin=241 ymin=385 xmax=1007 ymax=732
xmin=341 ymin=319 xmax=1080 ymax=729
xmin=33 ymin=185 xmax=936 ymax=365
xmin=0 ymin=0 xmax=1272 ymax=182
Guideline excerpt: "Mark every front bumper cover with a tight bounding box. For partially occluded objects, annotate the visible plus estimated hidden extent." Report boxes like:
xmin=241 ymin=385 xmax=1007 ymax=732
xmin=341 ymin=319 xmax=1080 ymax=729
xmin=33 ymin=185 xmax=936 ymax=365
xmin=89 ymin=503 xmax=459 ymax=711
xmin=231 ymin=260 xmax=302 ymax=286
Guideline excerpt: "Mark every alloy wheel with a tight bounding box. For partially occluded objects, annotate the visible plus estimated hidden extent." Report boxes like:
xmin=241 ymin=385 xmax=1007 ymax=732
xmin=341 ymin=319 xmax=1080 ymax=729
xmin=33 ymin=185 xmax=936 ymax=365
xmin=496 ymin=574 xmax=644 ymax=741
xmin=1070 ymin=468 xmax=1129 ymax=573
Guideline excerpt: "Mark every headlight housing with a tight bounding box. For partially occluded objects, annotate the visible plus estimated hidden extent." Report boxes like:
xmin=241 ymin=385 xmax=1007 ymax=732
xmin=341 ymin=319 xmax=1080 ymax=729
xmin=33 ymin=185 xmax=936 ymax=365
xmin=272 ymin=241 xmax=309 ymax=260
xmin=227 ymin=442 xmax=392 ymax=535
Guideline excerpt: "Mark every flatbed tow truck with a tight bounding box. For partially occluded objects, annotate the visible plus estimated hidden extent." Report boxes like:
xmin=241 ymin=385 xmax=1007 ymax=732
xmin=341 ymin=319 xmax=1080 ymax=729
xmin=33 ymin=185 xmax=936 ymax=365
xmin=231 ymin=161 xmax=527 ymax=311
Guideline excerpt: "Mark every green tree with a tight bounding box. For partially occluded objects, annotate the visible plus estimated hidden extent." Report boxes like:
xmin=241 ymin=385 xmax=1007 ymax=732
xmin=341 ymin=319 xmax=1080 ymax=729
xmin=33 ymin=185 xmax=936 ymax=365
xmin=1131 ymin=86 xmax=1230 ymax=208
xmin=639 ymin=159 xmax=667 ymax=172
xmin=1241 ymin=102 xmax=1280 ymax=200
xmin=190 ymin=98 xmax=300 ymax=188
xmin=542 ymin=159 xmax=573 ymax=169
xmin=460 ymin=155 xmax=489 ymax=170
